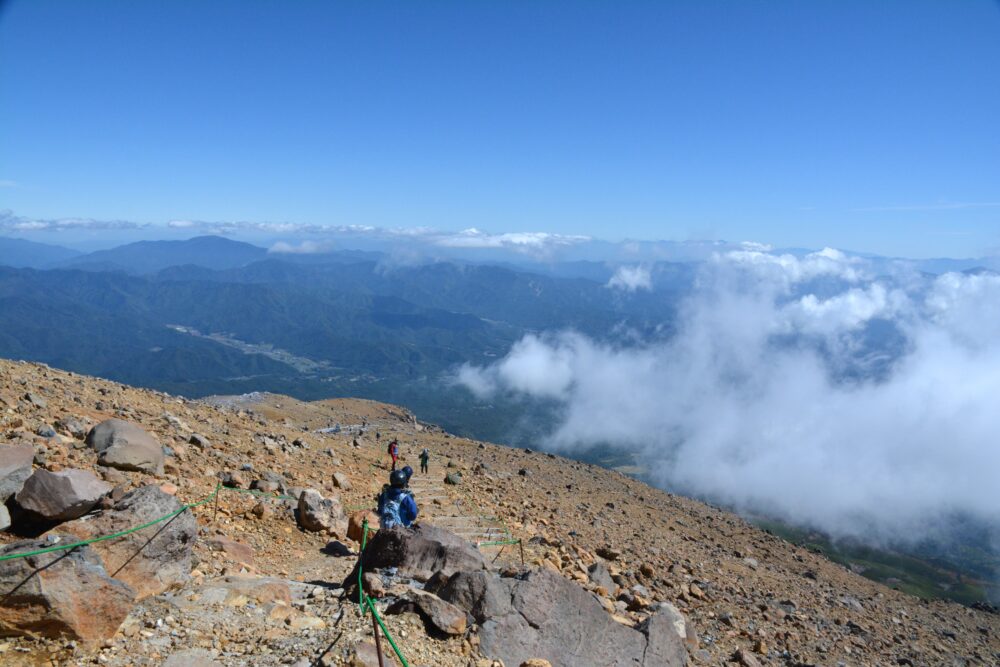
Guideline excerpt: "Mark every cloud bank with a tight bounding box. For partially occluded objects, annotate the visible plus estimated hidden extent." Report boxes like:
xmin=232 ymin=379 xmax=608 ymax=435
xmin=456 ymin=247 xmax=1000 ymax=544
xmin=1 ymin=211 xmax=589 ymax=258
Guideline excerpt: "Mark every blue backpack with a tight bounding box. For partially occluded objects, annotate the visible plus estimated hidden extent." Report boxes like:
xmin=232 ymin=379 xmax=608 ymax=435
xmin=380 ymin=488 xmax=412 ymax=529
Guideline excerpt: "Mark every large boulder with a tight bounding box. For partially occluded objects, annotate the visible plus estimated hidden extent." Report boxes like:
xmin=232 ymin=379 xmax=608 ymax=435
xmin=385 ymin=588 xmax=467 ymax=635
xmin=15 ymin=468 xmax=111 ymax=522
xmin=0 ymin=535 xmax=134 ymax=640
xmin=0 ymin=443 xmax=34 ymax=502
xmin=297 ymin=489 xmax=345 ymax=533
xmin=347 ymin=510 xmax=380 ymax=543
xmin=439 ymin=568 xmax=688 ymax=667
xmin=48 ymin=485 xmax=196 ymax=600
xmin=86 ymin=419 xmax=164 ymax=475
xmin=343 ymin=525 xmax=486 ymax=594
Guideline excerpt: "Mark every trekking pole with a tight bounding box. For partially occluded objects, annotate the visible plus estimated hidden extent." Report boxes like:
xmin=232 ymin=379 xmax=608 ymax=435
xmin=519 ymin=539 xmax=525 ymax=567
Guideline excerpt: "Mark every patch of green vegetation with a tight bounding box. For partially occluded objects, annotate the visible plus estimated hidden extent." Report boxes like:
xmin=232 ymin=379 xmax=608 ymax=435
xmin=753 ymin=518 xmax=993 ymax=607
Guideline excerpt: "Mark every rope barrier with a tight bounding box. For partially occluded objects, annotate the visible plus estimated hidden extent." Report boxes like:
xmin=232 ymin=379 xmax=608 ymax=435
xmin=0 ymin=460 xmax=516 ymax=665
xmin=476 ymin=539 xmax=520 ymax=548
xmin=450 ymin=475 xmax=517 ymax=546
xmin=0 ymin=483 xmax=225 ymax=563
xmin=356 ymin=518 xmax=411 ymax=667
xmin=0 ymin=481 xmax=302 ymax=564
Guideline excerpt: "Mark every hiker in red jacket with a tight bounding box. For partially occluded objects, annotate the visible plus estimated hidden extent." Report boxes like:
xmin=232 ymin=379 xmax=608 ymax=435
xmin=387 ymin=438 xmax=399 ymax=471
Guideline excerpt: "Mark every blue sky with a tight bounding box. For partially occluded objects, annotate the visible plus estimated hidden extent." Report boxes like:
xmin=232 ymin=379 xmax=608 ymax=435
xmin=1 ymin=1 xmax=999 ymax=257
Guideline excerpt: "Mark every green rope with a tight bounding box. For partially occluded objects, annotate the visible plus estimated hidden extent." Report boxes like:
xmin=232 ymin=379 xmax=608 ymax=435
xmin=0 ymin=481 xmax=303 ymax=564
xmin=367 ymin=597 xmax=410 ymax=667
xmin=452 ymin=479 xmax=516 ymax=544
xmin=355 ymin=518 xmax=410 ymax=667
xmin=0 ymin=483 xmax=223 ymax=563
xmin=477 ymin=538 xmax=521 ymax=548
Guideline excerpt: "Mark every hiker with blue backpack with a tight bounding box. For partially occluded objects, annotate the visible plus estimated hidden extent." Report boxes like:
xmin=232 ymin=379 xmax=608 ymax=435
xmin=377 ymin=469 xmax=418 ymax=529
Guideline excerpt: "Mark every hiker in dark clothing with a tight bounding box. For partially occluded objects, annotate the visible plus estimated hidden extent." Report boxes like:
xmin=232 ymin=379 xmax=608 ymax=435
xmin=377 ymin=470 xmax=418 ymax=528
xmin=419 ymin=447 xmax=430 ymax=474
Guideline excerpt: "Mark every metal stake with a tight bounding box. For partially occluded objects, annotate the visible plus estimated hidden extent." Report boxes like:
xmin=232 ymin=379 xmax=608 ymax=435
xmin=372 ymin=606 xmax=387 ymax=667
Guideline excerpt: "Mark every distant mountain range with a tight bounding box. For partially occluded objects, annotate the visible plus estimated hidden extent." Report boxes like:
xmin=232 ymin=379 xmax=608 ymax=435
xmin=4 ymin=233 xmax=999 ymax=275
xmin=0 ymin=233 xmax=997 ymax=442
xmin=0 ymin=236 xmax=690 ymax=441
xmin=0 ymin=236 xmax=82 ymax=268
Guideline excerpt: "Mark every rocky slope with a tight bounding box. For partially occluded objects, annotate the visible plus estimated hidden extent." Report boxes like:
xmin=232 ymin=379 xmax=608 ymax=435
xmin=0 ymin=358 xmax=997 ymax=666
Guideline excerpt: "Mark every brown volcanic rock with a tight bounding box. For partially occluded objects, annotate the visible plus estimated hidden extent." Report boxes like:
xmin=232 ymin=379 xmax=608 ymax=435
xmin=348 ymin=509 xmax=380 ymax=543
xmin=0 ymin=535 xmax=134 ymax=640
xmin=49 ymin=485 xmax=196 ymax=599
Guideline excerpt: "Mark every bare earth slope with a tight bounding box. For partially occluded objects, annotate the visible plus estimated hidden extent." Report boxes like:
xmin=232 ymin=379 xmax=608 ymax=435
xmin=0 ymin=358 xmax=997 ymax=666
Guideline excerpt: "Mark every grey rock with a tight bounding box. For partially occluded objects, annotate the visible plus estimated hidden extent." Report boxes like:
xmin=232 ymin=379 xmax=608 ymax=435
xmin=15 ymin=468 xmax=111 ymax=521
xmin=48 ymin=485 xmax=196 ymax=600
xmin=0 ymin=443 xmax=34 ymax=502
xmin=54 ymin=416 xmax=88 ymax=439
xmin=588 ymin=561 xmax=615 ymax=590
xmin=23 ymin=392 xmax=47 ymax=409
xmin=440 ymin=567 xmax=687 ymax=667
xmin=444 ymin=472 xmax=462 ymax=485
xmin=641 ymin=603 xmax=691 ymax=665
xmin=250 ymin=479 xmax=280 ymax=494
xmin=386 ymin=588 xmax=467 ymax=635
xmin=0 ymin=534 xmax=134 ymax=640
xmin=297 ymin=489 xmax=345 ymax=533
xmin=86 ymin=419 xmax=164 ymax=474
xmin=632 ymin=583 xmax=651 ymax=598
xmin=0 ymin=505 xmax=10 ymax=531
xmin=332 ymin=471 xmax=352 ymax=490
xmin=438 ymin=570 xmax=513 ymax=623
xmin=343 ymin=525 xmax=487 ymax=594
xmin=219 ymin=470 xmax=247 ymax=488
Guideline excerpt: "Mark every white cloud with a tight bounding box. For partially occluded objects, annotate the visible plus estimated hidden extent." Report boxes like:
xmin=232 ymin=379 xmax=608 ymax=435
xmin=607 ymin=265 xmax=652 ymax=292
xmin=268 ymin=240 xmax=335 ymax=254
xmin=456 ymin=247 xmax=1000 ymax=545
xmin=0 ymin=210 xmax=147 ymax=231
xmin=780 ymin=283 xmax=903 ymax=336
xmin=0 ymin=180 xmax=19 ymax=188
xmin=456 ymin=334 xmax=579 ymax=399
xmin=434 ymin=228 xmax=590 ymax=256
